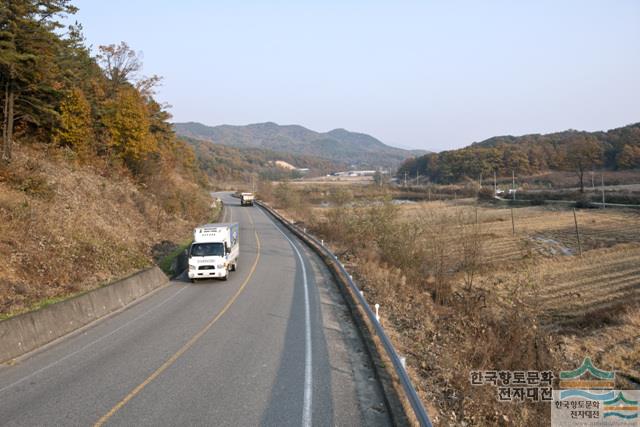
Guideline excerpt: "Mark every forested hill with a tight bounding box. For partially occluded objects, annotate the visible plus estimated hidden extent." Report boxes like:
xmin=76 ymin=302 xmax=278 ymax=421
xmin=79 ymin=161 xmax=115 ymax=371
xmin=174 ymin=121 xmax=426 ymax=168
xmin=0 ymin=3 xmax=206 ymax=189
xmin=183 ymin=136 xmax=344 ymax=181
xmin=0 ymin=1 xmax=214 ymax=313
xmin=398 ymin=123 xmax=640 ymax=184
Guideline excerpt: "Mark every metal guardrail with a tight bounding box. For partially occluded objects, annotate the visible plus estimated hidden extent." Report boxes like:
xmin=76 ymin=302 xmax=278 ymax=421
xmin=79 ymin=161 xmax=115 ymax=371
xmin=256 ymin=201 xmax=433 ymax=427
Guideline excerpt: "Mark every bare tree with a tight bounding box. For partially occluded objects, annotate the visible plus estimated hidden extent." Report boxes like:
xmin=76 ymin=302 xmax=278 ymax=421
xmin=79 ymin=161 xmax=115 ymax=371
xmin=563 ymin=135 xmax=603 ymax=193
xmin=136 ymin=74 xmax=163 ymax=99
xmin=459 ymin=210 xmax=484 ymax=291
xmin=97 ymin=42 xmax=142 ymax=94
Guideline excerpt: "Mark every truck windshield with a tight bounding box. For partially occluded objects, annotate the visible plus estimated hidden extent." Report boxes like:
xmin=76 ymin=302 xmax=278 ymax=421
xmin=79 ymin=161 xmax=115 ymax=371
xmin=190 ymin=242 xmax=225 ymax=257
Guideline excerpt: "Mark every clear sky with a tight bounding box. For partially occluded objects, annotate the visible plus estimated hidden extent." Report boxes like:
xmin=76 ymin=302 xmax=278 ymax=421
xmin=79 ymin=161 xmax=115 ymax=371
xmin=67 ymin=0 xmax=639 ymax=151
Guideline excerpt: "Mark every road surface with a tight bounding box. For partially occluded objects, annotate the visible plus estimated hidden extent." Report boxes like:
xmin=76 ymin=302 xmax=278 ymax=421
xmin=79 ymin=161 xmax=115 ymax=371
xmin=0 ymin=192 xmax=391 ymax=426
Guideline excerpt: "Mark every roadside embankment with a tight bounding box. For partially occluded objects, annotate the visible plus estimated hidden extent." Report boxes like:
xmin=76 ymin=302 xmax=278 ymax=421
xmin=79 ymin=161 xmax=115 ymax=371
xmin=0 ymin=144 xmax=212 ymax=318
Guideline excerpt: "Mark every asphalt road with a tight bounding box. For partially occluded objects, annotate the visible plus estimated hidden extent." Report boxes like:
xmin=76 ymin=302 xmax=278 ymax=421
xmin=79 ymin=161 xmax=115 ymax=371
xmin=0 ymin=192 xmax=391 ymax=426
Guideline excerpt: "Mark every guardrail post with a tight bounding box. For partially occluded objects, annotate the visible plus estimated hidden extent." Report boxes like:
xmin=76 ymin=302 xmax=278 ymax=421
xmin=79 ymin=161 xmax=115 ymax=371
xmin=375 ymin=303 xmax=380 ymax=322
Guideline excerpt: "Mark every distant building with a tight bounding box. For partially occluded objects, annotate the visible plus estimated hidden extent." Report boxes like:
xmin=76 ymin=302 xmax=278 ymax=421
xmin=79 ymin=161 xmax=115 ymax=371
xmin=333 ymin=170 xmax=377 ymax=177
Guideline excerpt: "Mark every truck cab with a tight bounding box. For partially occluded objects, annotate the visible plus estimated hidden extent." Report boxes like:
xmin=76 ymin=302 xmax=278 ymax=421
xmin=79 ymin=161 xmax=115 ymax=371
xmin=188 ymin=223 xmax=239 ymax=282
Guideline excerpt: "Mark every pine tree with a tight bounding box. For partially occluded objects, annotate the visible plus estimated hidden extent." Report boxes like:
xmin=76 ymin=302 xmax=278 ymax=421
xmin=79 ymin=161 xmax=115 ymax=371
xmin=0 ymin=0 xmax=76 ymax=163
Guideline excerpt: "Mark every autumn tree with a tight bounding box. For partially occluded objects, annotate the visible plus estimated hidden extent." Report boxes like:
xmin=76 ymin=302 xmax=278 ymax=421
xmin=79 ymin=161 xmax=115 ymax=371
xmin=257 ymin=179 xmax=273 ymax=202
xmin=54 ymin=88 xmax=93 ymax=158
xmin=617 ymin=144 xmax=640 ymax=169
xmin=102 ymin=86 xmax=157 ymax=168
xmin=502 ymin=146 xmax=530 ymax=176
xmin=274 ymin=181 xmax=293 ymax=209
xmin=563 ymin=135 xmax=603 ymax=192
xmin=329 ymin=187 xmax=353 ymax=206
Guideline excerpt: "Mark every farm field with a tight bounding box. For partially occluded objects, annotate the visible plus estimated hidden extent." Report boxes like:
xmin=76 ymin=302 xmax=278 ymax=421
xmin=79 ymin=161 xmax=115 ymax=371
xmin=399 ymin=201 xmax=640 ymax=383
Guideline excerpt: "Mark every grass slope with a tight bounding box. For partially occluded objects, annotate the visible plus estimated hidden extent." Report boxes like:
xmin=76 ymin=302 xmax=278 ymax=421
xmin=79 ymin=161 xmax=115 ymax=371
xmin=0 ymin=144 xmax=211 ymax=317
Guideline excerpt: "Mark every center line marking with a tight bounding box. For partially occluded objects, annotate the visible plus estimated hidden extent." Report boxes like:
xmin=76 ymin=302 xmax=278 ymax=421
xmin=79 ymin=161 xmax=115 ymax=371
xmin=94 ymin=204 xmax=259 ymax=426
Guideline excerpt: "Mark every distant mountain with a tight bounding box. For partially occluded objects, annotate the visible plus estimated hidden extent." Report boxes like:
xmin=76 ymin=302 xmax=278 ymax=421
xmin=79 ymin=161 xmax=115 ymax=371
xmin=173 ymin=121 xmax=426 ymax=168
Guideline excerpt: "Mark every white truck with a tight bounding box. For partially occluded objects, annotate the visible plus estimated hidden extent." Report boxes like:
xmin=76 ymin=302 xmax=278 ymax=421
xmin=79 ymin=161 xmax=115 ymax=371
xmin=240 ymin=192 xmax=255 ymax=206
xmin=188 ymin=223 xmax=239 ymax=282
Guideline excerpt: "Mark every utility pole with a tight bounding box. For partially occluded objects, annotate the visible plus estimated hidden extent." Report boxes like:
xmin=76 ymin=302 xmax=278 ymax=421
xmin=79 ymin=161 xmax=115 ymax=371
xmin=494 ymin=171 xmax=497 ymax=195
xmin=511 ymin=208 xmax=515 ymax=235
xmin=404 ymin=172 xmax=407 ymax=188
xmin=573 ymin=208 xmax=582 ymax=257
xmin=416 ymin=171 xmax=419 ymax=186
xmin=601 ymin=172 xmax=605 ymax=208
xmin=591 ymin=171 xmax=595 ymax=190
xmin=512 ymin=170 xmax=516 ymax=201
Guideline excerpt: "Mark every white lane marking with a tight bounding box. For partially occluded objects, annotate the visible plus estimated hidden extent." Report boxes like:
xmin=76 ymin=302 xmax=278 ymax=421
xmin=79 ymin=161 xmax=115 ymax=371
xmin=260 ymin=210 xmax=313 ymax=427
xmin=0 ymin=285 xmax=189 ymax=394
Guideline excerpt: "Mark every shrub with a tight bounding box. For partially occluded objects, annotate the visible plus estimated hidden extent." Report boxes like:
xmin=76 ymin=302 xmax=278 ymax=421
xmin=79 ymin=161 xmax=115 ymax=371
xmin=477 ymin=187 xmax=495 ymax=201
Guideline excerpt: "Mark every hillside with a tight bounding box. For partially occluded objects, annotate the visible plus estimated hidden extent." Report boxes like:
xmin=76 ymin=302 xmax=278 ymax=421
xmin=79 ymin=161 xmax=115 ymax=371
xmin=0 ymin=6 xmax=212 ymax=316
xmin=399 ymin=122 xmax=640 ymax=184
xmin=0 ymin=144 xmax=212 ymax=317
xmin=184 ymin=136 xmax=344 ymax=181
xmin=174 ymin=121 xmax=425 ymax=168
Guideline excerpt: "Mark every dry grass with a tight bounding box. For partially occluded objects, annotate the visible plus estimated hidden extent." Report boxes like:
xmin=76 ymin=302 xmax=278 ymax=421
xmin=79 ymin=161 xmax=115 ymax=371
xmin=0 ymin=144 xmax=211 ymax=317
xmin=269 ymin=187 xmax=640 ymax=426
